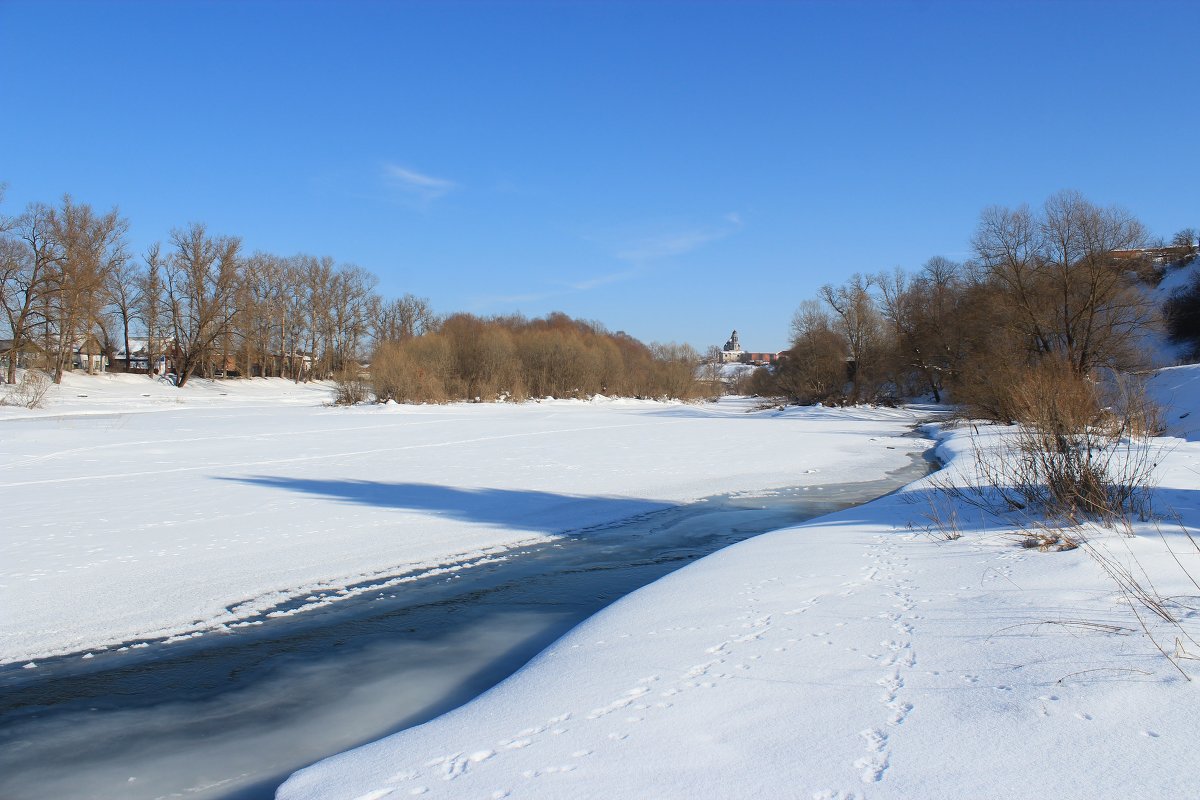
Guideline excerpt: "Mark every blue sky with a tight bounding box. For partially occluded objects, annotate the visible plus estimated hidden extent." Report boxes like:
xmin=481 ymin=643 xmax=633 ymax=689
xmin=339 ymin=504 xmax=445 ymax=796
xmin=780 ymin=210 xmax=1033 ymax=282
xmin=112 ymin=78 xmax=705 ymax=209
xmin=2 ymin=0 xmax=1197 ymax=352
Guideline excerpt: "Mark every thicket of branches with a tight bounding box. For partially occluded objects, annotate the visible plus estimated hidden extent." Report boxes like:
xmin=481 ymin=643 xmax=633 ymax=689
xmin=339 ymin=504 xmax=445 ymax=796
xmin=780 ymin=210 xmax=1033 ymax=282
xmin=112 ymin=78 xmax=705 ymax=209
xmin=754 ymin=191 xmax=1194 ymax=420
xmin=370 ymin=312 xmax=702 ymax=403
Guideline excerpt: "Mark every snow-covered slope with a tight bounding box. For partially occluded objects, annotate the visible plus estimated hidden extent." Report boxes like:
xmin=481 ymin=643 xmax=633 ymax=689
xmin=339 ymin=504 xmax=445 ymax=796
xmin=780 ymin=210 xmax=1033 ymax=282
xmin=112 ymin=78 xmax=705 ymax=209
xmin=1149 ymin=362 xmax=1200 ymax=441
xmin=1143 ymin=258 xmax=1200 ymax=367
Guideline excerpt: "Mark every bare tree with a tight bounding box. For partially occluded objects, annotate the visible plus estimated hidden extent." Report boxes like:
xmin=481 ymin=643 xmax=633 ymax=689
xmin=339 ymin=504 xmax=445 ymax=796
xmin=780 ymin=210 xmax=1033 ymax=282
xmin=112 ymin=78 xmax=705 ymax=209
xmin=780 ymin=299 xmax=848 ymax=403
xmin=1 ymin=203 xmax=60 ymax=383
xmin=371 ymin=293 xmax=435 ymax=346
xmin=972 ymin=190 xmax=1150 ymax=374
xmin=700 ymin=344 xmax=725 ymax=392
xmin=46 ymin=197 xmax=128 ymax=381
xmin=1170 ymin=228 xmax=1198 ymax=253
xmin=164 ymin=223 xmax=241 ymax=388
xmin=325 ymin=263 xmax=377 ymax=375
xmin=877 ymin=257 xmax=969 ymax=403
xmin=140 ymin=243 xmax=165 ymax=376
xmin=105 ymin=254 xmax=144 ymax=371
xmin=819 ymin=273 xmax=884 ymax=401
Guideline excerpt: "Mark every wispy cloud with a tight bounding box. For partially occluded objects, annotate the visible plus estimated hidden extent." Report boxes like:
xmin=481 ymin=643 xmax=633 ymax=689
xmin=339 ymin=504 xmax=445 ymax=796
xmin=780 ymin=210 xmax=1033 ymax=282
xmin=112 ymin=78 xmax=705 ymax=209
xmin=614 ymin=213 xmax=744 ymax=262
xmin=471 ymin=269 xmax=638 ymax=311
xmin=472 ymin=289 xmax=562 ymax=307
xmin=381 ymin=162 xmax=457 ymax=202
xmin=471 ymin=213 xmax=744 ymax=312
xmin=567 ymin=269 xmax=636 ymax=291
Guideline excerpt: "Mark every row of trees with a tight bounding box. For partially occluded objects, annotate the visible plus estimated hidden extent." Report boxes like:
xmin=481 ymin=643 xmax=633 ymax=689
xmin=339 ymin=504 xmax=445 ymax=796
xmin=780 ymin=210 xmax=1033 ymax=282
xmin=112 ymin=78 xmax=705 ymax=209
xmin=371 ymin=312 xmax=703 ymax=403
xmin=1 ymin=189 xmax=703 ymax=400
xmin=0 ymin=190 xmax=436 ymax=387
xmin=756 ymin=191 xmax=1198 ymax=420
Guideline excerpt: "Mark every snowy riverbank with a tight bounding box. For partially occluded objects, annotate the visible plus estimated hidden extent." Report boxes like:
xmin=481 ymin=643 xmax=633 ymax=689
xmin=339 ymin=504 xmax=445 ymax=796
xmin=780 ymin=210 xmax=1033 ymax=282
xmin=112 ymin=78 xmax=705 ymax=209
xmin=279 ymin=367 xmax=1200 ymax=800
xmin=0 ymin=375 xmax=920 ymax=666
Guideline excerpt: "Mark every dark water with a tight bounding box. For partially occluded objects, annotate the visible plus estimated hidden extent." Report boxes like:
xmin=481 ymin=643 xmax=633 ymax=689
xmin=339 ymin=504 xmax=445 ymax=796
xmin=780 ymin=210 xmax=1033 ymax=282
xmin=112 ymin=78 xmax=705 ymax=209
xmin=0 ymin=451 xmax=933 ymax=800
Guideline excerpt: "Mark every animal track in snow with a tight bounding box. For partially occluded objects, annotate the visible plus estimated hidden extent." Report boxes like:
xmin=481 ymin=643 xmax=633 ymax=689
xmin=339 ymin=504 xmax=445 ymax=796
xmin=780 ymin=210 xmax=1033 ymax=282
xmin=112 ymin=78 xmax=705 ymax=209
xmin=853 ymin=728 xmax=890 ymax=783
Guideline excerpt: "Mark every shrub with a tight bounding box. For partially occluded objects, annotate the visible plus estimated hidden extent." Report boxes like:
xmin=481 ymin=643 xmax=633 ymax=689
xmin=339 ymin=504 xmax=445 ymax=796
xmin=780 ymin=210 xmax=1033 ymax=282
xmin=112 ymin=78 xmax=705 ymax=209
xmin=1 ymin=370 xmax=51 ymax=409
xmin=331 ymin=367 xmax=371 ymax=406
xmin=946 ymin=360 xmax=1161 ymax=524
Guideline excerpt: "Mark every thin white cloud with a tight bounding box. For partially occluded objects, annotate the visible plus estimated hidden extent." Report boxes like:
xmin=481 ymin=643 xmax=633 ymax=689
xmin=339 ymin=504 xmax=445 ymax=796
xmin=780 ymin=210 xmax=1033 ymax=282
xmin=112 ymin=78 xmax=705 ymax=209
xmin=381 ymin=162 xmax=457 ymax=201
xmin=471 ymin=213 xmax=745 ymax=312
xmin=567 ymin=269 xmax=636 ymax=291
xmin=472 ymin=269 xmax=637 ymax=311
xmin=471 ymin=289 xmax=561 ymax=307
xmin=614 ymin=213 xmax=744 ymax=262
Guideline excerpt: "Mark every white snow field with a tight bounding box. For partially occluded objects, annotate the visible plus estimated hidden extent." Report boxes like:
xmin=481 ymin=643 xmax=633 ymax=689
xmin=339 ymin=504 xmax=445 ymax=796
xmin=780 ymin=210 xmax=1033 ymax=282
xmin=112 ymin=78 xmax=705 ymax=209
xmin=280 ymin=367 xmax=1200 ymax=800
xmin=0 ymin=373 xmax=920 ymax=666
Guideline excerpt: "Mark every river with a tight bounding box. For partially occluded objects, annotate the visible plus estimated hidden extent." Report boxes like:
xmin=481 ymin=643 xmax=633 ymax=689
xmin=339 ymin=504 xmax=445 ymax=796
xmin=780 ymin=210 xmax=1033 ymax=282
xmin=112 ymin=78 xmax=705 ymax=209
xmin=0 ymin=447 xmax=933 ymax=800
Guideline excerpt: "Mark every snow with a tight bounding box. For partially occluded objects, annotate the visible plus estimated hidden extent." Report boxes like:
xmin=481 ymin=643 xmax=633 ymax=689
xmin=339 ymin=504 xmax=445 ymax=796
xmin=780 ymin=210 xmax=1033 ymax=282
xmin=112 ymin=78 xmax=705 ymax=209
xmin=279 ymin=366 xmax=1200 ymax=800
xmin=6 ymin=368 xmax=1199 ymax=800
xmin=1148 ymin=363 xmax=1200 ymax=441
xmin=1143 ymin=258 xmax=1200 ymax=367
xmin=0 ymin=374 xmax=919 ymax=665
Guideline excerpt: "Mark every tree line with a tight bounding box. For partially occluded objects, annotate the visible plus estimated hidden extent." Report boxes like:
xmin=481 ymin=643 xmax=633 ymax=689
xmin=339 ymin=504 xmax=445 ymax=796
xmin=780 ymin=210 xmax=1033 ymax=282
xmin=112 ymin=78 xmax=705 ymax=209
xmin=0 ymin=189 xmax=703 ymax=399
xmin=0 ymin=190 xmax=440 ymax=388
xmin=753 ymin=190 xmax=1198 ymax=421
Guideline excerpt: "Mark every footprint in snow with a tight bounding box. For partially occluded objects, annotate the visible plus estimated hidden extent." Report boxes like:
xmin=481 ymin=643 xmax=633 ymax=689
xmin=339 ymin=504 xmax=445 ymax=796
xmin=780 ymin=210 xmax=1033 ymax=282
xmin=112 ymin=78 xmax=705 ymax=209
xmin=351 ymin=790 xmax=394 ymax=800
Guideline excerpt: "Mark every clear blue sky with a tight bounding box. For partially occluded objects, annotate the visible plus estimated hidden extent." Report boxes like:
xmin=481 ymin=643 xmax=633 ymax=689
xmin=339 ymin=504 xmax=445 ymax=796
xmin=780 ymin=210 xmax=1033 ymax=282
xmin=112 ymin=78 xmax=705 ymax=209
xmin=2 ymin=0 xmax=1197 ymax=352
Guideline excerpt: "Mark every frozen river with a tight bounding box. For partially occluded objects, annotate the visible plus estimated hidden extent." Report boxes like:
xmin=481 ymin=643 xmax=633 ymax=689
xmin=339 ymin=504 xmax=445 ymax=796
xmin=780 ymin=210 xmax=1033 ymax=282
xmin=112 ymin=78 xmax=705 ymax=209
xmin=0 ymin=450 xmax=932 ymax=800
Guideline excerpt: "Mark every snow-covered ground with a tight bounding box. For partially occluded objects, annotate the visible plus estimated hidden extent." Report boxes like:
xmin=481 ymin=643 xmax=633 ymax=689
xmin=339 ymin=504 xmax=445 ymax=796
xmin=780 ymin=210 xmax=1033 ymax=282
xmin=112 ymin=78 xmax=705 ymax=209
xmin=1144 ymin=257 xmax=1200 ymax=367
xmin=0 ymin=373 xmax=920 ymax=665
xmin=279 ymin=367 xmax=1200 ymax=800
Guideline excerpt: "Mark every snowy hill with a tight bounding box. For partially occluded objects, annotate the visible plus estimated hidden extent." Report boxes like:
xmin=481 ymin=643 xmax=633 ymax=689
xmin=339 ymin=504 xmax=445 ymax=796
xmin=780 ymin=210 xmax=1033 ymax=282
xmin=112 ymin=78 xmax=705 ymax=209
xmin=1144 ymin=256 xmax=1200 ymax=367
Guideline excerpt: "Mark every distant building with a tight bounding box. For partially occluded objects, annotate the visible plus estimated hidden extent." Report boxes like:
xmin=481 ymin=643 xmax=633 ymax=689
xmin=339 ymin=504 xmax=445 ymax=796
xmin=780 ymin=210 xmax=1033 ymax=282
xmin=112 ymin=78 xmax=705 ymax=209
xmin=741 ymin=352 xmax=781 ymax=365
xmin=720 ymin=330 xmax=744 ymax=363
xmin=717 ymin=329 xmax=781 ymax=366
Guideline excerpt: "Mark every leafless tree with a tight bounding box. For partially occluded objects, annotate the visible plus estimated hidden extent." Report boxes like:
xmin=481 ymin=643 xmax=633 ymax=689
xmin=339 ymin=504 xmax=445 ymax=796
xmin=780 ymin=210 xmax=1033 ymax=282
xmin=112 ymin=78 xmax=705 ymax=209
xmin=46 ymin=197 xmax=128 ymax=381
xmin=105 ymin=254 xmax=144 ymax=371
xmin=164 ymin=223 xmax=241 ymax=387
xmin=371 ymin=293 xmax=435 ymax=346
xmin=140 ymin=243 xmax=165 ymax=375
xmin=780 ymin=299 xmax=849 ymax=403
xmin=972 ymin=190 xmax=1150 ymax=374
xmin=2 ymin=203 xmax=60 ymax=383
xmin=819 ymin=273 xmax=884 ymax=401
xmin=878 ymin=257 xmax=969 ymax=403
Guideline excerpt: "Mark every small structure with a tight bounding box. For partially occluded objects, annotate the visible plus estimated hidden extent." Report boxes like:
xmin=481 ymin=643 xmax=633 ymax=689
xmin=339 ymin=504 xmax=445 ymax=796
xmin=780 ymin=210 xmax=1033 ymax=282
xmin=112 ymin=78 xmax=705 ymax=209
xmin=72 ymin=334 xmax=108 ymax=374
xmin=0 ymin=339 xmax=47 ymax=377
xmin=742 ymin=351 xmax=781 ymax=365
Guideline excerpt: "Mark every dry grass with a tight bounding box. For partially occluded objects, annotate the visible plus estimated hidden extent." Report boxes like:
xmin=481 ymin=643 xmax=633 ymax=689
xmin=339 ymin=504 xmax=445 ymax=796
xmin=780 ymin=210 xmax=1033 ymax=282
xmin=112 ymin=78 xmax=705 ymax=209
xmin=0 ymin=369 xmax=51 ymax=409
xmin=331 ymin=367 xmax=371 ymax=406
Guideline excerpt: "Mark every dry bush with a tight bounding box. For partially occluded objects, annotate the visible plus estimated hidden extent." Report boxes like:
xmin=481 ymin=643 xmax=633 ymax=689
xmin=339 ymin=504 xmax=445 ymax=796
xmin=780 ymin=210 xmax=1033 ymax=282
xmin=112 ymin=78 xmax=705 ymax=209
xmin=933 ymin=360 xmax=1162 ymax=528
xmin=371 ymin=336 xmax=453 ymax=403
xmin=331 ymin=367 xmax=371 ymax=406
xmin=1 ymin=369 xmax=51 ymax=409
xmin=905 ymin=487 xmax=963 ymax=541
xmin=1006 ymin=360 xmax=1114 ymax=519
xmin=1007 ymin=361 xmax=1160 ymax=523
